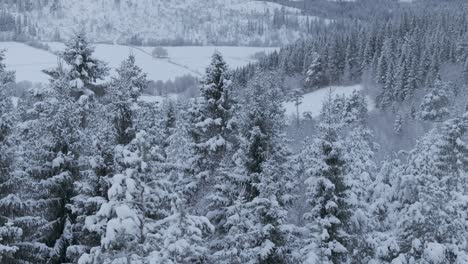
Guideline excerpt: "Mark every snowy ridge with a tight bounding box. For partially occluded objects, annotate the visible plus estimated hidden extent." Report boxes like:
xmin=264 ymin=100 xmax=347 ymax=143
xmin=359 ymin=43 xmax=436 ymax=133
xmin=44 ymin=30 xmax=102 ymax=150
xmin=21 ymin=0 xmax=315 ymax=46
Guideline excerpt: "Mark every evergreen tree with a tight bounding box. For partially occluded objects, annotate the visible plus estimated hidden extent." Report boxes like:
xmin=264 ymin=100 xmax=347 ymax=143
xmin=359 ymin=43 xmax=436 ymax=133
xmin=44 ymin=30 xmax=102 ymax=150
xmin=396 ymin=114 xmax=468 ymax=263
xmin=241 ymin=71 xmax=285 ymax=200
xmin=419 ymin=81 xmax=451 ymax=122
xmin=145 ymin=194 xmax=214 ymax=264
xmin=6 ymin=77 xmax=81 ymax=263
xmin=66 ymin=102 xmax=114 ymax=263
xmin=0 ymin=50 xmax=21 ymax=264
xmin=343 ymin=39 xmax=358 ymax=83
xmin=188 ymin=52 xmax=236 ymax=213
xmin=289 ymin=88 xmax=304 ymax=127
xmin=79 ymin=131 xmax=148 ymax=263
xmin=341 ymin=92 xmax=378 ymax=263
xmin=240 ymin=147 xmax=295 ymax=264
xmin=304 ymin=52 xmax=325 ymax=89
xmin=110 ymin=54 xmax=148 ymax=102
xmin=302 ymin=93 xmax=351 ymax=264
xmin=44 ymin=30 xmax=109 ymax=96
xmin=212 ymin=70 xmax=295 ymax=264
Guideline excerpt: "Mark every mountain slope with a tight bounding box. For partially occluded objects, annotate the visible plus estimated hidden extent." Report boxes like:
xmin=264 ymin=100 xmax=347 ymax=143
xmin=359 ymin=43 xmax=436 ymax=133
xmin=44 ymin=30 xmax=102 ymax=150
xmin=3 ymin=0 xmax=319 ymax=46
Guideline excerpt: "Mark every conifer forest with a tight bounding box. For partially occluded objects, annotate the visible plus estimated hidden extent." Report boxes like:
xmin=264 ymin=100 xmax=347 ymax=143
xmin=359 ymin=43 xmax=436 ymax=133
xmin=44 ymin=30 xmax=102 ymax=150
xmin=1 ymin=0 xmax=468 ymax=263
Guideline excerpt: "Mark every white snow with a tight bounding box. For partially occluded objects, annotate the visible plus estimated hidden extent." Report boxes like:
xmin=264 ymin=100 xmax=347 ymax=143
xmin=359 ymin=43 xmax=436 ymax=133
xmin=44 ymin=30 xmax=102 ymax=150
xmin=138 ymin=94 xmax=178 ymax=104
xmin=0 ymin=42 xmax=58 ymax=83
xmin=11 ymin=96 xmax=19 ymax=108
xmin=423 ymin=243 xmax=446 ymax=264
xmin=229 ymin=1 xmax=301 ymax=13
xmin=52 ymin=155 xmax=65 ymax=168
xmin=283 ymin=84 xmax=374 ymax=120
xmin=1 ymin=41 xmax=277 ymax=83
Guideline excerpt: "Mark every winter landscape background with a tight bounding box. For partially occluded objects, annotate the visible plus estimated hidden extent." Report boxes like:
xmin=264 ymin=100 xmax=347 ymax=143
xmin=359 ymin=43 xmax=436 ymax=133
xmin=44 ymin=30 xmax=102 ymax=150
xmin=1 ymin=0 xmax=468 ymax=263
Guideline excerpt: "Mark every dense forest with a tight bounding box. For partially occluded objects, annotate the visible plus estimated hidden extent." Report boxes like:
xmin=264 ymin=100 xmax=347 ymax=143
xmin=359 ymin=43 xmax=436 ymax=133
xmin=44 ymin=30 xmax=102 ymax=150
xmin=1 ymin=0 xmax=468 ymax=264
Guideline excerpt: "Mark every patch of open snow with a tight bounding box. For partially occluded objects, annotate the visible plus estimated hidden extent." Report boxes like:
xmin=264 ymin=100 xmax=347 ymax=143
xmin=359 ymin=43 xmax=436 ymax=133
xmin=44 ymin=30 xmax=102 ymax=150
xmin=0 ymin=42 xmax=58 ymax=83
xmin=229 ymin=1 xmax=302 ymax=13
xmin=283 ymin=84 xmax=374 ymax=119
xmin=1 ymin=41 xmax=277 ymax=84
xmin=138 ymin=94 xmax=178 ymax=104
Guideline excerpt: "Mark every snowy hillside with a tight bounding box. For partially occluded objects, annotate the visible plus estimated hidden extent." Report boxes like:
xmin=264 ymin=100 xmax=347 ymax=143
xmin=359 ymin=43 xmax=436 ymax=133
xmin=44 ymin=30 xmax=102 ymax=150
xmin=0 ymin=41 xmax=277 ymax=83
xmin=10 ymin=0 xmax=317 ymax=46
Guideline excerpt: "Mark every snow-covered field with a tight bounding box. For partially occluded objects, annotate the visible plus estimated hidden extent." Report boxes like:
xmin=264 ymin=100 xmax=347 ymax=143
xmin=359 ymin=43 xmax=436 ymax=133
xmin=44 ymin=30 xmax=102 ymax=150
xmin=1 ymin=42 xmax=58 ymax=83
xmin=283 ymin=84 xmax=374 ymax=119
xmin=0 ymin=41 xmax=277 ymax=83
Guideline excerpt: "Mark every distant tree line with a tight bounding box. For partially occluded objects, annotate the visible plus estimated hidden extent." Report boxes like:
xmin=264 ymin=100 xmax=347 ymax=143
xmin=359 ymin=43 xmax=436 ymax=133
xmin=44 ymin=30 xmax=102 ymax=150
xmin=236 ymin=1 xmax=468 ymax=111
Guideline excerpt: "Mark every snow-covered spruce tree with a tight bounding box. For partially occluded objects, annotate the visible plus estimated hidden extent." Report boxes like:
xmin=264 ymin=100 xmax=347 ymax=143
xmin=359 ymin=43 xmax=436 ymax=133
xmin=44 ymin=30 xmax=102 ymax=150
xmin=376 ymin=38 xmax=396 ymax=110
xmin=188 ymin=52 xmax=236 ymax=211
xmin=2 ymin=51 xmax=102 ymax=262
xmin=395 ymin=114 xmax=468 ymax=263
xmin=74 ymin=74 xmax=164 ymax=263
xmin=213 ymin=138 xmax=295 ymax=264
xmin=299 ymin=91 xmax=377 ymax=262
xmin=0 ymin=49 xmax=15 ymax=177
xmin=241 ymin=147 xmax=295 ymax=264
xmin=67 ymin=54 xmax=146 ymax=262
xmin=304 ymin=51 xmax=325 ymax=90
xmin=367 ymin=155 xmax=404 ymax=263
xmin=0 ymin=50 xmax=21 ymax=263
xmin=302 ymin=93 xmax=351 ymax=264
xmin=419 ymin=81 xmax=451 ymax=122
xmin=145 ymin=193 xmax=214 ymax=264
xmin=393 ymin=40 xmax=418 ymax=102
xmin=41 ymin=38 xmax=111 ymax=262
xmin=79 ymin=131 xmax=149 ymax=264
xmin=6 ymin=78 xmax=82 ymax=263
xmin=4 ymin=32 xmax=108 ymax=262
xmin=210 ymin=194 xmax=253 ymax=263
xmin=44 ymin=30 xmax=109 ymax=96
xmin=343 ymin=39 xmax=359 ymax=84
xmin=240 ymin=71 xmax=286 ymax=201
xmin=207 ymin=141 xmax=246 ymax=259
xmin=161 ymin=99 xmax=177 ymax=156
xmin=0 ymin=221 xmax=22 ymax=263
xmin=186 ymin=53 xmax=249 ymax=261
xmin=211 ymin=71 xmax=296 ymax=264
xmin=135 ymin=100 xmax=174 ymax=222
xmin=107 ymin=55 xmax=149 ymax=146
xmin=110 ymin=54 xmax=149 ymax=103
xmin=340 ymin=91 xmax=378 ymax=263
xmin=164 ymin=102 xmax=200 ymax=201
xmin=66 ymin=102 xmax=115 ymax=263
xmin=463 ymin=56 xmax=468 ymax=81
xmin=0 ymin=49 xmax=15 ymax=145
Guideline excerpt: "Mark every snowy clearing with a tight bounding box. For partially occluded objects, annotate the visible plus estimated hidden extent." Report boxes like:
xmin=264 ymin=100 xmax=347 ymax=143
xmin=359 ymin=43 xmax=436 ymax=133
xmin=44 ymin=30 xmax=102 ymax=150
xmin=138 ymin=94 xmax=179 ymax=104
xmin=0 ymin=42 xmax=58 ymax=83
xmin=0 ymin=41 xmax=277 ymax=83
xmin=283 ymin=84 xmax=375 ymax=119
xmin=139 ymin=84 xmax=374 ymax=122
